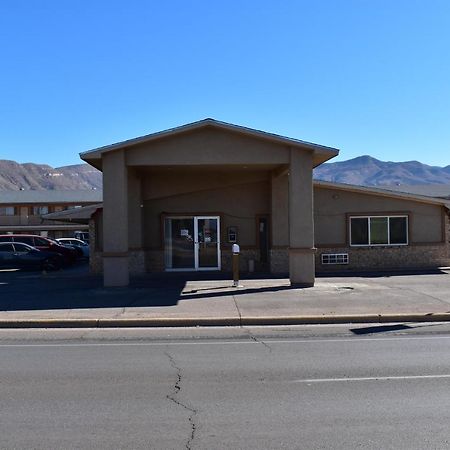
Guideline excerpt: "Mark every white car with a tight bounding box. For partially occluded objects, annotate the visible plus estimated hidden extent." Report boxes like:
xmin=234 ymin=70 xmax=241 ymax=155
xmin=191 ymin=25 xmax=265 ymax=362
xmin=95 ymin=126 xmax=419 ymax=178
xmin=56 ymin=238 xmax=90 ymax=258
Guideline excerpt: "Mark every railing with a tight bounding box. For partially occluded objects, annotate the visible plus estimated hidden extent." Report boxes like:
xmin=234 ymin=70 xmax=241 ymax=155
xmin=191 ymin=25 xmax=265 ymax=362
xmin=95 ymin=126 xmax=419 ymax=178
xmin=0 ymin=216 xmax=22 ymax=226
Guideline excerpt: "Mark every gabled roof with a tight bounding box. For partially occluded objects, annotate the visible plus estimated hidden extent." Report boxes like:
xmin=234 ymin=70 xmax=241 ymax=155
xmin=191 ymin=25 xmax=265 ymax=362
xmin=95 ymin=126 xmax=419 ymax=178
xmin=0 ymin=190 xmax=103 ymax=205
xmin=377 ymin=184 xmax=450 ymax=200
xmin=42 ymin=203 xmax=102 ymax=224
xmin=80 ymin=118 xmax=339 ymax=170
xmin=314 ymin=180 xmax=450 ymax=208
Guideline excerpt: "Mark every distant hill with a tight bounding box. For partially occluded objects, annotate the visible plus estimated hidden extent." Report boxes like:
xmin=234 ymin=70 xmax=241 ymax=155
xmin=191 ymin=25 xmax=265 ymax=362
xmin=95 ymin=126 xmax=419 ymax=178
xmin=0 ymin=160 xmax=102 ymax=190
xmin=1 ymin=155 xmax=450 ymax=193
xmin=313 ymin=155 xmax=450 ymax=186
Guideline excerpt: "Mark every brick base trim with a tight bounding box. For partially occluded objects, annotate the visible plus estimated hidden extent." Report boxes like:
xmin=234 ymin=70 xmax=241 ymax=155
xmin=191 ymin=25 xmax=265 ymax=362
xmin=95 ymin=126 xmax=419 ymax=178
xmin=316 ymin=243 xmax=450 ymax=272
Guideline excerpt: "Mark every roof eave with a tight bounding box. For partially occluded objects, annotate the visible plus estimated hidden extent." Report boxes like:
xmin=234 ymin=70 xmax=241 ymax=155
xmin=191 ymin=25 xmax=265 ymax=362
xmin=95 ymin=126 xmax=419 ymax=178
xmin=314 ymin=180 xmax=450 ymax=206
xmin=80 ymin=119 xmax=340 ymax=170
xmin=313 ymin=149 xmax=339 ymax=168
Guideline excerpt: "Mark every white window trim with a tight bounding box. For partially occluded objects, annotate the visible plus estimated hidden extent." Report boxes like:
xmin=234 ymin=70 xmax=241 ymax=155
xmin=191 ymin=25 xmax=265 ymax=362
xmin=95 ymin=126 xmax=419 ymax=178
xmin=349 ymin=215 xmax=409 ymax=247
xmin=321 ymin=253 xmax=349 ymax=265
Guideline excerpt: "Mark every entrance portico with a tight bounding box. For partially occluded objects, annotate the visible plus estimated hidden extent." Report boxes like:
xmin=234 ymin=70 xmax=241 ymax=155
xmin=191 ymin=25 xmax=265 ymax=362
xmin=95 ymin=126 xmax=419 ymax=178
xmin=80 ymin=119 xmax=339 ymax=287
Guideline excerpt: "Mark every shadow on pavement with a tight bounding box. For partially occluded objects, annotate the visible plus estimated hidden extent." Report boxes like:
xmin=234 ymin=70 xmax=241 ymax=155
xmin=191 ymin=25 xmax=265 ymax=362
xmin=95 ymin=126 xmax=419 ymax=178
xmin=1 ymin=264 xmax=449 ymax=312
xmin=0 ymin=266 xmax=297 ymax=312
xmin=350 ymin=324 xmax=413 ymax=335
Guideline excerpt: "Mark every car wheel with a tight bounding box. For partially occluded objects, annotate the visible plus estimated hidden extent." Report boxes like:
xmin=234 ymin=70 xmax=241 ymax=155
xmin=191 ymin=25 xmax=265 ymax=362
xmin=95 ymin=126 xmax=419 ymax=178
xmin=43 ymin=258 xmax=61 ymax=271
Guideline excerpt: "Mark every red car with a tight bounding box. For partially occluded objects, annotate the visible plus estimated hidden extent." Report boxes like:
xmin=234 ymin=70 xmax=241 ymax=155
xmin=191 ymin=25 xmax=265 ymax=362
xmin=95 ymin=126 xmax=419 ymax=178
xmin=0 ymin=235 xmax=78 ymax=265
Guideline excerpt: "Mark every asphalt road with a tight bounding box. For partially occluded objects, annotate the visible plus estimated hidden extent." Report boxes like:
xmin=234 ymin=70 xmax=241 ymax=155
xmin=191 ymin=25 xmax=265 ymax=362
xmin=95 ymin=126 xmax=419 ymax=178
xmin=1 ymin=325 xmax=450 ymax=449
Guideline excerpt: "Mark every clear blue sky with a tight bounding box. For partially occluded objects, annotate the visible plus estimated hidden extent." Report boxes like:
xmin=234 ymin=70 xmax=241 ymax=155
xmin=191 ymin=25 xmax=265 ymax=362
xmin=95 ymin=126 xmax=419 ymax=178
xmin=1 ymin=1 xmax=449 ymax=167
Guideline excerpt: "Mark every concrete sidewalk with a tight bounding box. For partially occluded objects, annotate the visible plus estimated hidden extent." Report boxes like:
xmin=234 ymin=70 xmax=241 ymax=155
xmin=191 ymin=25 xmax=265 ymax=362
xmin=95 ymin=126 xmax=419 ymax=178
xmin=1 ymin=266 xmax=450 ymax=327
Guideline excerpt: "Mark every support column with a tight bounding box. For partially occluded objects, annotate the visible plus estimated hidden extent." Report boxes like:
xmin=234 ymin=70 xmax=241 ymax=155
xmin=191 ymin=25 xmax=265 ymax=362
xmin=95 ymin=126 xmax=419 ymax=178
xmin=288 ymin=148 xmax=315 ymax=287
xmin=128 ymin=168 xmax=145 ymax=274
xmin=270 ymin=170 xmax=289 ymax=274
xmin=102 ymin=150 xmax=129 ymax=286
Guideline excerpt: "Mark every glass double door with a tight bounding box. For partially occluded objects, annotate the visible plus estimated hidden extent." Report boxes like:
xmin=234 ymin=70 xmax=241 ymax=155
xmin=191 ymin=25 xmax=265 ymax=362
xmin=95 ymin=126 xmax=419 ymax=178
xmin=164 ymin=216 xmax=221 ymax=271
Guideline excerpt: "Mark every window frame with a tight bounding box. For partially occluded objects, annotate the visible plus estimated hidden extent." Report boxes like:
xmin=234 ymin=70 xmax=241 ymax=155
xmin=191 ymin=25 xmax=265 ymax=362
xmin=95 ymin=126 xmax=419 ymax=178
xmin=32 ymin=205 xmax=49 ymax=216
xmin=0 ymin=206 xmax=16 ymax=216
xmin=349 ymin=215 xmax=409 ymax=247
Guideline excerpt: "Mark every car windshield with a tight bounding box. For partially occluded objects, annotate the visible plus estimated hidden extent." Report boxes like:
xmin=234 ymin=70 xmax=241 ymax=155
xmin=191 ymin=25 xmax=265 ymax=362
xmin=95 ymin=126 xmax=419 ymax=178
xmin=47 ymin=238 xmax=63 ymax=246
xmin=34 ymin=237 xmax=51 ymax=246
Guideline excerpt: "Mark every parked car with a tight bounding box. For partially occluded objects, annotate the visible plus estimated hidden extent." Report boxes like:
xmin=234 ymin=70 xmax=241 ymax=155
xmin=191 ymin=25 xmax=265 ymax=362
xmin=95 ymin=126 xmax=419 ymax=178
xmin=74 ymin=231 xmax=89 ymax=244
xmin=51 ymin=240 xmax=84 ymax=259
xmin=55 ymin=238 xmax=90 ymax=258
xmin=0 ymin=242 xmax=63 ymax=271
xmin=0 ymin=235 xmax=78 ymax=265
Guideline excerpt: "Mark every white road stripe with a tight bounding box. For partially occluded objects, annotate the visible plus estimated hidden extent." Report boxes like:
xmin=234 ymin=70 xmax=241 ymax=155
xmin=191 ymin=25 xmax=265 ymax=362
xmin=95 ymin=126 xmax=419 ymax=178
xmin=295 ymin=374 xmax=450 ymax=383
xmin=0 ymin=334 xmax=449 ymax=347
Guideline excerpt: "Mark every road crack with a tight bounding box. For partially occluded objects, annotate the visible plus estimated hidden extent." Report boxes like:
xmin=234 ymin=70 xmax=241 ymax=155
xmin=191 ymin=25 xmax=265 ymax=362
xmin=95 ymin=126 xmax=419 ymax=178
xmin=165 ymin=351 xmax=197 ymax=450
xmin=231 ymin=294 xmax=242 ymax=326
xmin=244 ymin=329 xmax=273 ymax=352
xmin=232 ymin=294 xmax=272 ymax=351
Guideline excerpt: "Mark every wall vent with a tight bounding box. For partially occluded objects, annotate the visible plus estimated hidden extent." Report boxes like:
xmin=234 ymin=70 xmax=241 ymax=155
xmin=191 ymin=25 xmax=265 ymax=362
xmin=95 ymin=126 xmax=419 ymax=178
xmin=321 ymin=253 xmax=349 ymax=265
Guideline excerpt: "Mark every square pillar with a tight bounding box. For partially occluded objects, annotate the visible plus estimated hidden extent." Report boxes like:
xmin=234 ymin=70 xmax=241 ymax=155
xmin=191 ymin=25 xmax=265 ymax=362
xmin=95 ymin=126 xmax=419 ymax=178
xmin=288 ymin=148 xmax=315 ymax=287
xmin=270 ymin=170 xmax=289 ymax=274
xmin=128 ymin=168 xmax=145 ymax=274
xmin=102 ymin=150 xmax=129 ymax=286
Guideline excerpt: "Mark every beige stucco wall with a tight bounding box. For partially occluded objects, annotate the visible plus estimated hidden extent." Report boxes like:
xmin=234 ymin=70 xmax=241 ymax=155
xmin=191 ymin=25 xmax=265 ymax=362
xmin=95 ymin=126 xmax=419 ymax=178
xmin=271 ymin=173 xmax=289 ymax=247
xmin=91 ymin=173 xmax=449 ymax=275
xmin=125 ymin=128 xmax=291 ymax=167
xmin=128 ymin=168 xmax=143 ymax=249
xmin=314 ymin=186 xmax=446 ymax=246
xmin=142 ymin=170 xmax=270 ymax=250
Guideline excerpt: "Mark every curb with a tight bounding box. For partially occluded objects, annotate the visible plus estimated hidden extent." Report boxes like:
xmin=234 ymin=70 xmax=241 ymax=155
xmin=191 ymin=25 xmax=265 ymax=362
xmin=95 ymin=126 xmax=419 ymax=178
xmin=1 ymin=313 xmax=450 ymax=328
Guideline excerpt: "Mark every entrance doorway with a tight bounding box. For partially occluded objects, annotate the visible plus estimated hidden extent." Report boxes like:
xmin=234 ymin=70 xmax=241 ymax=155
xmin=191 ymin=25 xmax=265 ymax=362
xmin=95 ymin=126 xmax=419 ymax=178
xmin=164 ymin=216 xmax=221 ymax=271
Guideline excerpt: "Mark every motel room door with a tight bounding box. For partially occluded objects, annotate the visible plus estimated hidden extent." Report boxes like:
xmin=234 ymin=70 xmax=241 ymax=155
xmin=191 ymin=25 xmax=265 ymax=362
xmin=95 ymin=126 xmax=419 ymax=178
xmin=164 ymin=216 xmax=221 ymax=271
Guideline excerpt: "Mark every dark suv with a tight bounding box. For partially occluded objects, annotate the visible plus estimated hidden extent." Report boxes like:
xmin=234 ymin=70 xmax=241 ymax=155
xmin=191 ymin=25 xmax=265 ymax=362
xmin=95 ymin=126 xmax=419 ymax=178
xmin=0 ymin=242 xmax=63 ymax=271
xmin=0 ymin=235 xmax=78 ymax=265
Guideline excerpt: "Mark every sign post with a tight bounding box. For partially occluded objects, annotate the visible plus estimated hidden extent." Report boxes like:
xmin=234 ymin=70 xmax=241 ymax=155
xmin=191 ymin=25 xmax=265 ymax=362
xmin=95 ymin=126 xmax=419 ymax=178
xmin=232 ymin=243 xmax=240 ymax=287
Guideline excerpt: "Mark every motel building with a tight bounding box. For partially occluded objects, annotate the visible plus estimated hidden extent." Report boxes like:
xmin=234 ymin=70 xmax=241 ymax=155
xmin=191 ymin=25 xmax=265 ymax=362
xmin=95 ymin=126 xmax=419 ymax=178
xmin=75 ymin=119 xmax=449 ymax=287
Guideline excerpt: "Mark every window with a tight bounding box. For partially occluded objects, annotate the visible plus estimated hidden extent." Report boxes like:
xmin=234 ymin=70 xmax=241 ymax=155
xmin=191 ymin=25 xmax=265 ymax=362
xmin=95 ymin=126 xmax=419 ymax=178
xmin=0 ymin=207 xmax=15 ymax=216
xmin=13 ymin=243 xmax=32 ymax=253
xmin=350 ymin=216 xmax=408 ymax=246
xmin=34 ymin=237 xmax=49 ymax=246
xmin=32 ymin=206 xmax=49 ymax=215
xmin=12 ymin=236 xmax=34 ymax=246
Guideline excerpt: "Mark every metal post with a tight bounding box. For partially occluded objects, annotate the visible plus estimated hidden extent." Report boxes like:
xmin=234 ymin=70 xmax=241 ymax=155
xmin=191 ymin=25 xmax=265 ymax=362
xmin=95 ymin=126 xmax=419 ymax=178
xmin=232 ymin=243 xmax=240 ymax=287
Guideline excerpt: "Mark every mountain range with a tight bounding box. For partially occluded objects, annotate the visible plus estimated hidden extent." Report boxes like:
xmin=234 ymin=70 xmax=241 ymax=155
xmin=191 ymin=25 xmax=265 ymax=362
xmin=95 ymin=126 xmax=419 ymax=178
xmin=0 ymin=156 xmax=449 ymax=191
xmin=0 ymin=160 xmax=102 ymax=191
xmin=313 ymin=155 xmax=450 ymax=186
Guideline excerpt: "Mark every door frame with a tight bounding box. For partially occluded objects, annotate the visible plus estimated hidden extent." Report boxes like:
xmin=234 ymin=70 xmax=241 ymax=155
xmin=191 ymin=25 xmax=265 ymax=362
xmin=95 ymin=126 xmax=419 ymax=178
xmin=164 ymin=215 xmax=221 ymax=271
xmin=194 ymin=215 xmax=221 ymax=271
